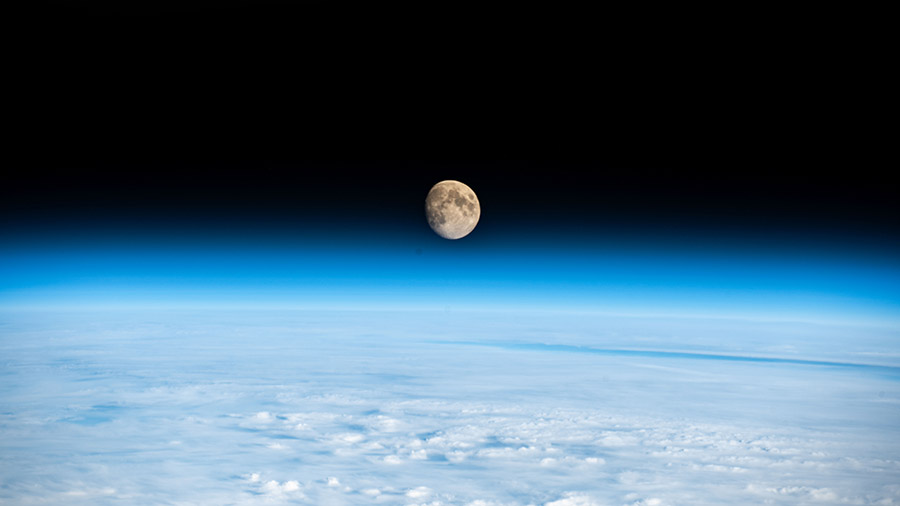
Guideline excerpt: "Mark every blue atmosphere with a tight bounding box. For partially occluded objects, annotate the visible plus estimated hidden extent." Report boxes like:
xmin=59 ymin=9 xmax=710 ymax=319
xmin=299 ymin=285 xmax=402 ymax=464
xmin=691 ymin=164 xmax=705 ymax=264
xmin=1 ymin=233 xmax=899 ymax=325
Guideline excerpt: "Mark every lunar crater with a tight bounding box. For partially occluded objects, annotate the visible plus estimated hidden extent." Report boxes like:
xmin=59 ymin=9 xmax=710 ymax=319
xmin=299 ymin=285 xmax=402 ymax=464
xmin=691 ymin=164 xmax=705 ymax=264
xmin=425 ymin=180 xmax=480 ymax=240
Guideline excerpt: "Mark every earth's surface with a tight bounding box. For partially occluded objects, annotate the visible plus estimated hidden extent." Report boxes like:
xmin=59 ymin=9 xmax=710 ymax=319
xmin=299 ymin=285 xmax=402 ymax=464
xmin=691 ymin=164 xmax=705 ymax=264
xmin=1 ymin=310 xmax=898 ymax=505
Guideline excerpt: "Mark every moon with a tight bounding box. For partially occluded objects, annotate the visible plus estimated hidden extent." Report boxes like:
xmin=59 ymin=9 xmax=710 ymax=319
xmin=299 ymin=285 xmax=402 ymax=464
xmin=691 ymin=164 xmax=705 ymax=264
xmin=425 ymin=180 xmax=480 ymax=239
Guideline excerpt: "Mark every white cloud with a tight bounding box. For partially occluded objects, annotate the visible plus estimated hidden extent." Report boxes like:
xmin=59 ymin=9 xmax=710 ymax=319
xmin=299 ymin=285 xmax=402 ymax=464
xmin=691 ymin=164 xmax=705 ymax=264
xmin=63 ymin=486 xmax=117 ymax=497
xmin=630 ymin=499 xmax=663 ymax=506
xmin=748 ymin=485 xmax=840 ymax=502
xmin=258 ymin=478 xmax=303 ymax=497
xmin=545 ymin=492 xmax=601 ymax=506
xmin=336 ymin=432 xmax=365 ymax=444
xmin=261 ymin=480 xmax=281 ymax=493
xmin=253 ymin=411 xmax=273 ymax=421
xmin=406 ymin=486 xmax=432 ymax=499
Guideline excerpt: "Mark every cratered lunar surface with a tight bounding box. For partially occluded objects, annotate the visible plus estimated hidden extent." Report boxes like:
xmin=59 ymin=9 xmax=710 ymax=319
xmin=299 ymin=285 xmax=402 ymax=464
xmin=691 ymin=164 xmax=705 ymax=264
xmin=425 ymin=180 xmax=480 ymax=239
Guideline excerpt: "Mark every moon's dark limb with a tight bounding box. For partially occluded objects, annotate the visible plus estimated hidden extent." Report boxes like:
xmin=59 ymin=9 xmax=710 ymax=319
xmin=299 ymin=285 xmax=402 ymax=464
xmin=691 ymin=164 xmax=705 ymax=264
xmin=425 ymin=180 xmax=480 ymax=239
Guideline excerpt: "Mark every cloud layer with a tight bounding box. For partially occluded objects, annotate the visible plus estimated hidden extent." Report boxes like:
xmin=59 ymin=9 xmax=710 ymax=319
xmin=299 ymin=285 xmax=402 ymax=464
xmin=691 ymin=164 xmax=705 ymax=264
xmin=0 ymin=310 xmax=898 ymax=505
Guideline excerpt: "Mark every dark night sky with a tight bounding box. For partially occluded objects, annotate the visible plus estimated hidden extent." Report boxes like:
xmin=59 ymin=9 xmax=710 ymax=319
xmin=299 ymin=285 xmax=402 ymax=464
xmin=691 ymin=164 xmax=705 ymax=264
xmin=12 ymin=1 xmax=897 ymax=256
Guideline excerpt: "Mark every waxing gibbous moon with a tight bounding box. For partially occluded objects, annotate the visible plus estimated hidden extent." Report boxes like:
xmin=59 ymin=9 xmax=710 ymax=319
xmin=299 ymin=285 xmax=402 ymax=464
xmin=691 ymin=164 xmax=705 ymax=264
xmin=425 ymin=180 xmax=480 ymax=239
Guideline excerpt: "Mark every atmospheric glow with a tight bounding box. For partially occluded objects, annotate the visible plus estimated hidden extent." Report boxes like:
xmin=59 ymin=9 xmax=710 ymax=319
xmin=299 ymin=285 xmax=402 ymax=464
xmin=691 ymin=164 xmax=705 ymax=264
xmin=1 ymin=239 xmax=898 ymax=325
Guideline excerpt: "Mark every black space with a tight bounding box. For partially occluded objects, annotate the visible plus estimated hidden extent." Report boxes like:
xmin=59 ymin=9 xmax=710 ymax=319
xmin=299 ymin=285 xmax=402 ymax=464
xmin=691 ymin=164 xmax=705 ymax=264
xmin=10 ymin=2 xmax=896 ymax=252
